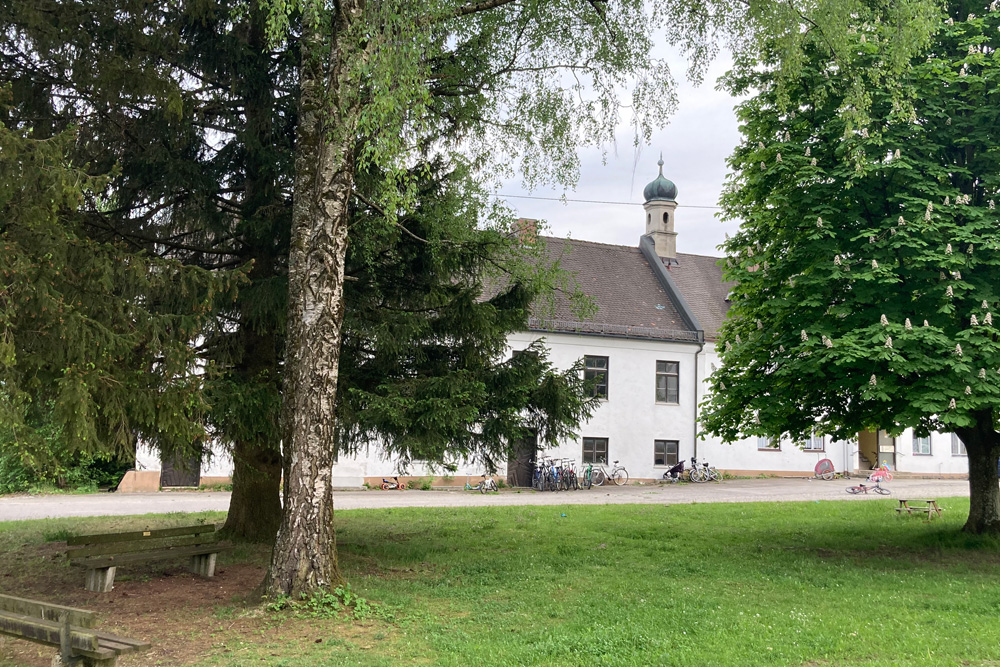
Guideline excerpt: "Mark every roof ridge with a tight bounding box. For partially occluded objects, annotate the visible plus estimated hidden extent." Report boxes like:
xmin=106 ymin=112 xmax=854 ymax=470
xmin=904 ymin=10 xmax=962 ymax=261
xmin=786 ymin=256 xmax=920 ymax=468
xmin=676 ymin=251 xmax=725 ymax=261
xmin=540 ymin=235 xmax=639 ymax=251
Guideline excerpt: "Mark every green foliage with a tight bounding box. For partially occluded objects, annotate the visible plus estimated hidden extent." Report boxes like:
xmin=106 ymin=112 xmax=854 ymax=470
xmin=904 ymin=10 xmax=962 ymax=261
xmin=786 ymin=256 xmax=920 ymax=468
xmin=0 ymin=118 xmax=240 ymax=472
xmin=704 ymin=1 xmax=1000 ymax=444
xmin=265 ymin=584 xmax=393 ymax=621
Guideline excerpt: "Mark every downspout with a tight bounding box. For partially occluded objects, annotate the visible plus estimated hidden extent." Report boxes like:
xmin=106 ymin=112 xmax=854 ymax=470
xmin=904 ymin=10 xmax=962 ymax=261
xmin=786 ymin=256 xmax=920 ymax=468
xmin=693 ymin=340 xmax=704 ymax=460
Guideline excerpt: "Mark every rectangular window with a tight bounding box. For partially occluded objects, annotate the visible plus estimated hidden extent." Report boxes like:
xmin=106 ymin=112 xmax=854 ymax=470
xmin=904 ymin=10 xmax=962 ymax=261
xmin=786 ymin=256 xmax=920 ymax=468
xmin=582 ymin=437 xmax=608 ymax=464
xmin=757 ymin=436 xmax=779 ymax=451
xmin=913 ymin=435 xmax=931 ymax=456
xmin=654 ymin=440 xmax=679 ymax=466
xmin=584 ymin=356 xmax=609 ymax=399
xmin=951 ymin=434 xmax=966 ymax=456
xmin=803 ymin=431 xmax=825 ymax=451
xmin=655 ymin=361 xmax=680 ymax=403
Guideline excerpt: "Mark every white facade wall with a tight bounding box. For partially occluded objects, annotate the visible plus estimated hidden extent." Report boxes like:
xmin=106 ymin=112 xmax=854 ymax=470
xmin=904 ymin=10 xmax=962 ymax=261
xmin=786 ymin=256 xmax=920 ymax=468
xmin=135 ymin=335 xmax=970 ymax=483
xmin=510 ymin=335 xmax=969 ymax=479
xmin=506 ymin=330 xmax=702 ymax=479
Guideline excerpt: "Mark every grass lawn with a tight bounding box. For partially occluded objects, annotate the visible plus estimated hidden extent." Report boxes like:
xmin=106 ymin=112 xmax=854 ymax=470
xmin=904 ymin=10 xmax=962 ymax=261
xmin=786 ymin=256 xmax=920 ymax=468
xmin=0 ymin=497 xmax=998 ymax=666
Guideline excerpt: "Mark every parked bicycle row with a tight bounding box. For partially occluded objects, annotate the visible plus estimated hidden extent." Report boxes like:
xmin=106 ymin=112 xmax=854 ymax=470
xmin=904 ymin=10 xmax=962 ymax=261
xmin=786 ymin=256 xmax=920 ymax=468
xmin=532 ymin=457 xmax=629 ymax=490
xmin=662 ymin=457 xmax=723 ymax=483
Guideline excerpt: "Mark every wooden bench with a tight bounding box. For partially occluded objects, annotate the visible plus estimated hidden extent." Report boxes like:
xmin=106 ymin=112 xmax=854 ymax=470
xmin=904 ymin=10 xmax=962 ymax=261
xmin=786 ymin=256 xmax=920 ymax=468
xmin=895 ymin=499 xmax=944 ymax=520
xmin=67 ymin=524 xmax=229 ymax=592
xmin=0 ymin=593 xmax=149 ymax=666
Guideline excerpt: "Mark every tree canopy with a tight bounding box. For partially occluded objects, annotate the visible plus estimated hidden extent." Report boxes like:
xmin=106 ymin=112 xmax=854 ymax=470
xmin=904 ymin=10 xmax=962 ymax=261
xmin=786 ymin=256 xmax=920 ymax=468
xmin=702 ymin=0 xmax=1000 ymax=532
xmin=0 ymin=117 xmax=237 ymax=478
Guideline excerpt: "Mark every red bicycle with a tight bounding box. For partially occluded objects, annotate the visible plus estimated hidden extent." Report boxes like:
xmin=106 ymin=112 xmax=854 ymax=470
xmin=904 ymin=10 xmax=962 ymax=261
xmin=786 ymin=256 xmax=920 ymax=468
xmin=846 ymin=479 xmax=890 ymax=495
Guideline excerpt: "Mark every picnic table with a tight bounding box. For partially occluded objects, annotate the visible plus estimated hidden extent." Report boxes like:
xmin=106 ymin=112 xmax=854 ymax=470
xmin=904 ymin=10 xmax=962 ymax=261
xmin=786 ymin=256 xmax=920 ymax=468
xmin=895 ymin=499 xmax=944 ymax=520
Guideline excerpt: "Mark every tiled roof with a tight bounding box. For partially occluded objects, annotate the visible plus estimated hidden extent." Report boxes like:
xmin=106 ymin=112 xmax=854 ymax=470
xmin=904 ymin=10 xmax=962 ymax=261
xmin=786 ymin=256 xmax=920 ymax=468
xmin=530 ymin=237 xmax=700 ymax=342
xmin=668 ymin=252 xmax=733 ymax=341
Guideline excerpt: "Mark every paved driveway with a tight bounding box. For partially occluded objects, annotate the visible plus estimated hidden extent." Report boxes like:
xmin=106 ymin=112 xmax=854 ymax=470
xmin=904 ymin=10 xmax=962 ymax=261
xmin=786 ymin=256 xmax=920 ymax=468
xmin=0 ymin=477 xmax=970 ymax=521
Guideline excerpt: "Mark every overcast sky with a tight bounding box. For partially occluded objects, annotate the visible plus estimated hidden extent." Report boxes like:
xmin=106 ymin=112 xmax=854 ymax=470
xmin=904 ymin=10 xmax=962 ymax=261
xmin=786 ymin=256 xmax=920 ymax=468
xmin=497 ymin=51 xmax=745 ymax=258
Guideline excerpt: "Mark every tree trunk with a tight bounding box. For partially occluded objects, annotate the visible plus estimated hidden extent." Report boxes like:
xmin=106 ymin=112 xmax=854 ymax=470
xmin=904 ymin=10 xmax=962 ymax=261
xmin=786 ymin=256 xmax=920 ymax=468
xmin=222 ymin=438 xmax=282 ymax=542
xmin=221 ymin=5 xmax=287 ymax=545
xmin=955 ymin=411 xmax=1000 ymax=534
xmin=263 ymin=3 xmax=361 ymax=597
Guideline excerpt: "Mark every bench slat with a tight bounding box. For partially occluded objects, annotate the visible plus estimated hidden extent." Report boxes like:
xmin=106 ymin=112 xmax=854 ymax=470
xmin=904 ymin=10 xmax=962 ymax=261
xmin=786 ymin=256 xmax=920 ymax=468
xmin=68 ymin=533 xmax=219 ymax=560
xmin=92 ymin=628 xmax=151 ymax=650
xmin=0 ymin=594 xmax=94 ymax=628
xmin=66 ymin=524 xmax=217 ymax=546
xmin=71 ymin=544 xmax=231 ymax=570
xmin=0 ymin=611 xmax=103 ymax=655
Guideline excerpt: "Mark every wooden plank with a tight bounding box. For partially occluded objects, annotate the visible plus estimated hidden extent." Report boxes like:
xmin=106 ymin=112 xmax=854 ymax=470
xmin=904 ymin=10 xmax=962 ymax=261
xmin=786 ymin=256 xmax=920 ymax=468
xmin=0 ymin=595 xmax=94 ymax=628
xmin=66 ymin=524 xmax=217 ymax=547
xmin=0 ymin=611 xmax=100 ymax=653
xmin=71 ymin=544 xmax=231 ymax=570
xmin=68 ymin=534 xmax=219 ymax=560
xmin=92 ymin=629 xmax=151 ymax=651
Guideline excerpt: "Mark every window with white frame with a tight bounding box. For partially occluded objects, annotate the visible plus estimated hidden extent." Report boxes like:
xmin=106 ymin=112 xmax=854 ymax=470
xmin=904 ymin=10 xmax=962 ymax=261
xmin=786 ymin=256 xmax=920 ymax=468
xmin=584 ymin=356 xmax=609 ymax=399
xmin=913 ymin=435 xmax=931 ymax=455
xmin=655 ymin=361 xmax=680 ymax=403
xmin=654 ymin=440 xmax=679 ymax=466
xmin=952 ymin=434 xmax=967 ymax=456
xmin=803 ymin=431 xmax=825 ymax=451
xmin=757 ymin=436 xmax=779 ymax=450
xmin=583 ymin=437 xmax=608 ymax=464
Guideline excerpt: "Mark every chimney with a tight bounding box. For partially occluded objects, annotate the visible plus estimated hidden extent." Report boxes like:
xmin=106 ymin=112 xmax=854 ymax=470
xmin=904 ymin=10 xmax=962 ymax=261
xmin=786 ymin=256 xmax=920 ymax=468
xmin=515 ymin=218 xmax=538 ymax=244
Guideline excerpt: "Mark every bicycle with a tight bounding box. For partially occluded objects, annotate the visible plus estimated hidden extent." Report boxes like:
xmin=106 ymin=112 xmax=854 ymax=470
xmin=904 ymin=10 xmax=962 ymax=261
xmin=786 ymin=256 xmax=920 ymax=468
xmin=465 ymin=473 xmax=499 ymax=494
xmin=846 ymin=479 xmax=890 ymax=495
xmin=381 ymin=476 xmax=406 ymax=491
xmin=593 ymin=459 xmax=628 ymax=486
xmin=868 ymin=463 xmax=893 ymax=483
xmin=559 ymin=459 xmax=579 ymax=491
xmin=688 ymin=458 xmax=721 ymax=483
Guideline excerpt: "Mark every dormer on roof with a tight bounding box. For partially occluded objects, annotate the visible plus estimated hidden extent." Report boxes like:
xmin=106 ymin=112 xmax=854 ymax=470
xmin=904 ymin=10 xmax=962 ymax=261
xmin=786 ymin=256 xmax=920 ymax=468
xmin=643 ymin=155 xmax=678 ymax=259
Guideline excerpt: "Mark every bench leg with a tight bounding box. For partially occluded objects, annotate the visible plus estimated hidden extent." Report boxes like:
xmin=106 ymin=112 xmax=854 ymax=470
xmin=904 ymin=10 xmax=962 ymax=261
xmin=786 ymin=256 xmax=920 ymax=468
xmin=190 ymin=553 xmax=217 ymax=578
xmin=51 ymin=655 xmax=116 ymax=667
xmin=84 ymin=566 xmax=116 ymax=592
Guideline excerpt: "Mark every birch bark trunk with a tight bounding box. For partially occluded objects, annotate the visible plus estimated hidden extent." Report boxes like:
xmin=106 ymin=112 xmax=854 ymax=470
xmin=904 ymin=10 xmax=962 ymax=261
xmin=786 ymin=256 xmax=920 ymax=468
xmin=263 ymin=1 xmax=362 ymax=596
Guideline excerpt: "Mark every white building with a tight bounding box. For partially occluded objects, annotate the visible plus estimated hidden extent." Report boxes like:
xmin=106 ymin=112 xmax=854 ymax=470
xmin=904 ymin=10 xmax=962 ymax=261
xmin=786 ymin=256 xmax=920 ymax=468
xmin=119 ymin=160 xmax=969 ymax=491
xmin=502 ymin=159 xmax=968 ymax=483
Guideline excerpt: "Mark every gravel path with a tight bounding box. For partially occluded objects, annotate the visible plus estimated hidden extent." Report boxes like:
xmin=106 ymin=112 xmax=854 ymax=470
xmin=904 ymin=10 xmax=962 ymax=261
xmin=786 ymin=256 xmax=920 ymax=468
xmin=0 ymin=477 xmax=971 ymax=521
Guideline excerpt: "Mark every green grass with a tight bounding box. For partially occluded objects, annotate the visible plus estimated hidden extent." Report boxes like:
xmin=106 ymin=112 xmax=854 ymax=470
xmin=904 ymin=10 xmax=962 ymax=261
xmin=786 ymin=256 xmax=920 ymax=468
xmin=2 ymin=499 xmax=999 ymax=666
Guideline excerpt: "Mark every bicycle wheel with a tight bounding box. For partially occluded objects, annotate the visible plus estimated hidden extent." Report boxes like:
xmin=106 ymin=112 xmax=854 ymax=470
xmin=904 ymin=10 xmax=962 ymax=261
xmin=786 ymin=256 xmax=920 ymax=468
xmin=874 ymin=486 xmax=891 ymax=495
xmin=592 ymin=469 xmax=606 ymax=486
xmin=690 ymin=468 xmax=707 ymax=483
xmin=846 ymin=486 xmax=862 ymax=494
xmin=612 ymin=469 xmax=628 ymax=486
xmin=709 ymin=467 xmax=723 ymax=482
xmin=381 ymin=483 xmax=390 ymax=491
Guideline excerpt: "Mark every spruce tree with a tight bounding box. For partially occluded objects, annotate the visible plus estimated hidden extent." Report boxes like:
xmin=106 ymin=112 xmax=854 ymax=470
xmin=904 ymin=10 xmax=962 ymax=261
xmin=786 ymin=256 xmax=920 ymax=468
xmin=0 ymin=117 xmax=235 ymax=476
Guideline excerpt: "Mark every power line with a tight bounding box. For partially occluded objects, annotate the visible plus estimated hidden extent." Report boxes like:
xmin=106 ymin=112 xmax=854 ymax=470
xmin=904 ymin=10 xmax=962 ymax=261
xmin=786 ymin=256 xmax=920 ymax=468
xmin=492 ymin=192 xmax=724 ymax=210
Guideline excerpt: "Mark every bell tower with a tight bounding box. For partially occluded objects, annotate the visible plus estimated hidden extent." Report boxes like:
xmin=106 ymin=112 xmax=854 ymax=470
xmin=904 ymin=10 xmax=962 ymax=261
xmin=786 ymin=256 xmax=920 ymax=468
xmin=642 ymin=155 xmax=679 ymax=259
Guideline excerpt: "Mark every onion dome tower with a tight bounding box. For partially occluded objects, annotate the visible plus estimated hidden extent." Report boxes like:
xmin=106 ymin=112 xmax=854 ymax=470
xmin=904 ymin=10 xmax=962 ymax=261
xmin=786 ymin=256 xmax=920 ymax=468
xmin=643 ymin=155 xmax=678 ymax=258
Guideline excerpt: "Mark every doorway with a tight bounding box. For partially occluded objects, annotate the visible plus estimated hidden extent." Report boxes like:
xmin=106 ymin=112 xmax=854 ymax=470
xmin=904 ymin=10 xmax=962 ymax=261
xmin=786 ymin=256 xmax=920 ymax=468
xmin=858 ymin=430 xmax=878 ymax=471
xmin=507 ymin=433 xmax=537 ymax=488
xmin=160 ymin=450 xmax=202 ymax=487
xmin=876 ymin=430 xmax=897 ymax=470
